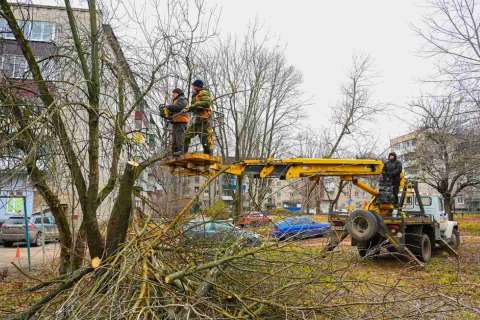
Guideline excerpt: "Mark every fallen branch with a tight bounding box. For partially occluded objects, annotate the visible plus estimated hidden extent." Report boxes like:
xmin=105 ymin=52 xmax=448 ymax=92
xmin=164 ymin=243 xmax=271 ymax=284
xmin=11 ymin=267 xmax=93 ymax=320
xmin=10 ymin=262 xmax=43 ymax=283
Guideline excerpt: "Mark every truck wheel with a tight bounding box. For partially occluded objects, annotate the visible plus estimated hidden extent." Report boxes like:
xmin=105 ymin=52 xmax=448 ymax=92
xmin=407 ymin=233 xmax=432 ymax=262
xmin=449 ymin=229 xmax=460 ymax=250
xmin=347 ymin=210 xmax=378 ymax=242
xmin=3 ymin=241 xmax=13 ymax=248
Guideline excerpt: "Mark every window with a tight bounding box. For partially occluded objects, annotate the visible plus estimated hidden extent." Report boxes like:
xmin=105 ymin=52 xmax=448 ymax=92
xmin=213 ymin=222 xmax=234 ymax=232
xmin=5 ymin=197 xmax=24 ymax=215
xmin=0 ymin=19 xmax=55 ymax=42
xmin=0 ymin=54 xmax=53 ymax=79
xmin=415 ymin=196 xmax=432 ymax=206
xmin=406 ymin=196 xmax=414 ymax=207
xmin=0 ymin=18 xmax=14 ymax=38
xmin=6 ymin=217 xmax=25 ymax=224
xmin=456 ymin=196 xmax=464 ymax=205
xmin=0 ymin=55 xmax=28 ymax=79
xmin=185 ymin=222 xmax=206 ymax=233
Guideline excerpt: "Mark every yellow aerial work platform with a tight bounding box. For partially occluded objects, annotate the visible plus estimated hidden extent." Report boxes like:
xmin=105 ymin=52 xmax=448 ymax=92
xmin=162 ymin=155 xmax=384 ymax=179
xmin=162 ymin=153 xmax=222 ymax=176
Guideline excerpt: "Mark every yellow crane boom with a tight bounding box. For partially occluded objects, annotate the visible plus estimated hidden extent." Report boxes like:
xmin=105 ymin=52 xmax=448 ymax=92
xmin=223 ymin=158 xmax=384 ymax=179
xmin=162 ymin=154 xmax=399 ymax=215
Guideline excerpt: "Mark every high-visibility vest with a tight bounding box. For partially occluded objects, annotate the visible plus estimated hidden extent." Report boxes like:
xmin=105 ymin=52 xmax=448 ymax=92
xmin=171 ymin=97 xmax=190 ymax=123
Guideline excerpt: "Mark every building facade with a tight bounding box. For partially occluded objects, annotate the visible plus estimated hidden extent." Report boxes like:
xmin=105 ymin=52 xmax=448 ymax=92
xmin=390 ymin=130 xmax=480 ymax=212
xmin=0 ymin=2 xmax=157 ymax=219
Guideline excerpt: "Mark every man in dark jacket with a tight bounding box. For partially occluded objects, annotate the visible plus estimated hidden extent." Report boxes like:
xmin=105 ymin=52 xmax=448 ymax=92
xmin=164 ymin=88 xmax=189 ymax=155
xmin=383 ymin=152 xmax=403 ymax=205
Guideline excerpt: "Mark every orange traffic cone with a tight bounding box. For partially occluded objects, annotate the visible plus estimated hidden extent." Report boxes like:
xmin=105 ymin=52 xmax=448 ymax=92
xmin=15 ymin=246 xmax=20 ymax=259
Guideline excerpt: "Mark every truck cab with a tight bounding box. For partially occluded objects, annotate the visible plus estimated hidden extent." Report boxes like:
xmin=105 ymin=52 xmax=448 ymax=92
xmin=404 ymin=195 xmax=445 ymax=220
xmin=404 ymin=194 xmax=459 ymax=243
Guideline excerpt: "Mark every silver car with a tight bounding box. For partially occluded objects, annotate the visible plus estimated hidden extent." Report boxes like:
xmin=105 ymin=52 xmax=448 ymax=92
xmin=0 ymin=215 xmax=59 ymax=247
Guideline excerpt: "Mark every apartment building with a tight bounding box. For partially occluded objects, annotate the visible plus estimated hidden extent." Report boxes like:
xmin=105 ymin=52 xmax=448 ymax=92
xmin=390 ymin=130 xmax=480 ymax=212
xmin=0 ymin=2 xmax=156 ymax=218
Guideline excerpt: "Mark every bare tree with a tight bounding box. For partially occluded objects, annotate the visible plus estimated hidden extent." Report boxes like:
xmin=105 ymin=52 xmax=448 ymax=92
xmin=198 ymin=24 xmax=304 ymax=217
xmin=327 ymin=54 xmax=382 ymax=157
xmin=416 ymin=0 xmax=480 ymax=111
xmin=0 ymin=0 xmax=216 ymax=272
xmin=410 ymin=94 xmax=480 ymax=219
xmin=326 ymin=54 xmax=382 ymax=212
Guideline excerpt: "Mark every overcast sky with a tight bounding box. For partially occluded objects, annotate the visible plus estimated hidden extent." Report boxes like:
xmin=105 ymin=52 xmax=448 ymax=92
xmin=29 ymin=0 xmax=435 ymax=151
xmin=209 ymin=0 xmax=435 ymax=150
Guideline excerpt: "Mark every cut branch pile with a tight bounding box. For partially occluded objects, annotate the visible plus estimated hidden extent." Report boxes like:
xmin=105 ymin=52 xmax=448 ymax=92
xmin=12 ymin=217 xmax=478 ymax=319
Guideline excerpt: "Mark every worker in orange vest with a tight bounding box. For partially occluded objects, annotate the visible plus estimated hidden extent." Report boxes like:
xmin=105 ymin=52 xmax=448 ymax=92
xmin=164 ymin=88 xmax=189 ymax=155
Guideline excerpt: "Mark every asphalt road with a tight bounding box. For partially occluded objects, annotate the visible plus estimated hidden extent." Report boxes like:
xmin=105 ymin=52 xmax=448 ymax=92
xmin=0 ymin=242 xmax=59 ymax=270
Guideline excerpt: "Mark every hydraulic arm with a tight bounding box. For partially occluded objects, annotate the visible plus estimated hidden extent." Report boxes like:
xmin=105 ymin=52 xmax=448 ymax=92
xmin=222 ymin=158 xmax=384 ymax=179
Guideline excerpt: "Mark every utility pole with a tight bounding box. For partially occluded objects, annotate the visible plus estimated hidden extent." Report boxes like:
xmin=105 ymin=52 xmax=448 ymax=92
xmin=22 ymin=196 xmax=31 ymax=271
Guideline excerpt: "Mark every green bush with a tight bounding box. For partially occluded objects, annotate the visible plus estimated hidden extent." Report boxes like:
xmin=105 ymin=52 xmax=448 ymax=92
xmin=205 ymin=200 xmax=230 ymax=220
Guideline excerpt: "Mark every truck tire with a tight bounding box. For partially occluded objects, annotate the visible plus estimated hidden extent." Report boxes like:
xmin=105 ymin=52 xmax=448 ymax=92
xmin=449 ymin=229 xmax=460 ymax=250
xmin=407 ymin=233 xmax=432 ymax=262
xmin=347 ymin=210 xmax=378 ymax=242
xmin=3 ymin=241 xmax=13 ymax=248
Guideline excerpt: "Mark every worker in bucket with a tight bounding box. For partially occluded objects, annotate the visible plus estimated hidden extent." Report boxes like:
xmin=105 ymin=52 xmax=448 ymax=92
xmin=184 ymin=79 xmax=214 ymax=155
xmin=162 ymin=88 xmax=189 ymax=156
xmin=383 ymin=152 xmax=402 ymax=206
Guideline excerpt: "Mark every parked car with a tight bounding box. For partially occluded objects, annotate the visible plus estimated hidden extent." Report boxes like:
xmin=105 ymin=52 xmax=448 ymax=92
xmin=0 ymin=215 xmax=58 ymax=247
xmin=237 ymin=212 xmax=271 ymax=227
xmin=272 ymin=216 xmax=330 ymax=240
xmin=183 ymin=219 xmax=262 ymax=246
xmin=31 ymin=214 xmax=59 ymax=242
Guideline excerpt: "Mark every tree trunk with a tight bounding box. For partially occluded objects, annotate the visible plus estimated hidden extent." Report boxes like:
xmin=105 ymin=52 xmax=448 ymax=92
xmin=82 ymin=206 xmax=105 ymax=259
xmin=71 ymin=223 xmax=86 ymax=270
xmin=329 ymin=181 xmax=345 ymax=213
xmin=27 ymin=165 xmax=73 ymax=274
xmin=105 ymin=163 xmax=138 ymax=257
xmin=443 ymin=195 xmax=454 ymax=221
